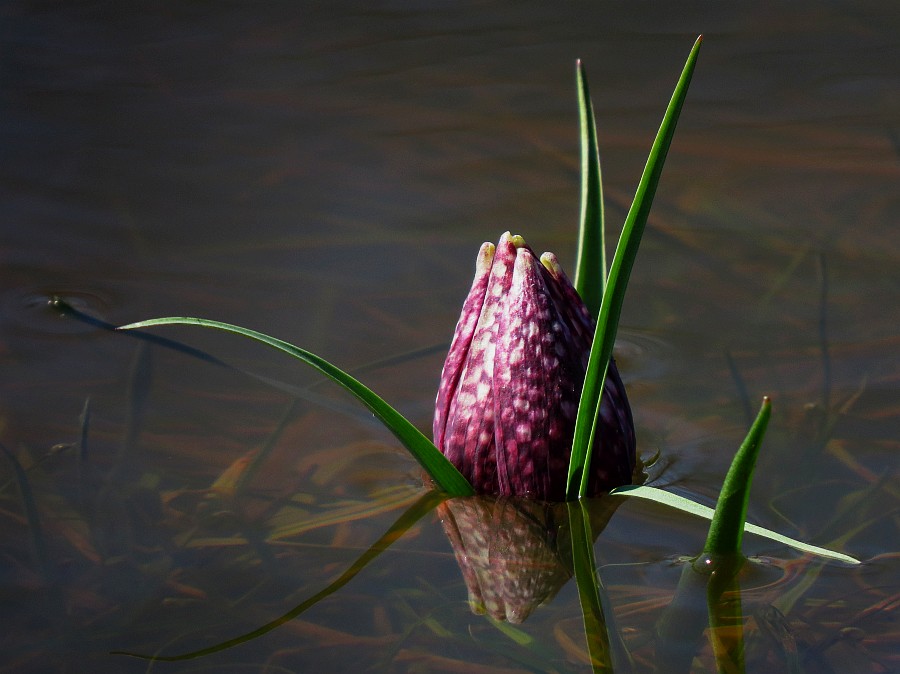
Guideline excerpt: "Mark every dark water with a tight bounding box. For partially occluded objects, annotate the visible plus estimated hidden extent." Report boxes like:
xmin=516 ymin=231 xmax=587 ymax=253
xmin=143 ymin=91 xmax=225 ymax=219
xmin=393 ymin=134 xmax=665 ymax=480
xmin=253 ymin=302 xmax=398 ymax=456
xmin=1 ymin=3 xmax=897 ymax=673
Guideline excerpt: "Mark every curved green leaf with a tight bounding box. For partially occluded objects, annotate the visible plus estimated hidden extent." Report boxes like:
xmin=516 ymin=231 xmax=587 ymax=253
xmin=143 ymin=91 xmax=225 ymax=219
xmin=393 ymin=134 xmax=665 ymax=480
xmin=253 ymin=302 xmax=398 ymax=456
xmin=117 ymin=317 xmax=474 ymax=496
xmin=569 ymin=36 xmax=703 ymax=500
xmin=703 ymin=397 xmax=770 ymax=556
xmin=573 ymin=59 xmax=606 ymax=318
xmin=609 ymin=485 xmax=860 ymax=565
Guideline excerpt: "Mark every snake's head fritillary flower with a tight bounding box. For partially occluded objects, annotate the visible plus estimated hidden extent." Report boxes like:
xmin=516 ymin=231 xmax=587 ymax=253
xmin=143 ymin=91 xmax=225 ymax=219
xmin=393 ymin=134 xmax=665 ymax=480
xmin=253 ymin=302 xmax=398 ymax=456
xmin=433 ymin=232 xmax=635 ymax=501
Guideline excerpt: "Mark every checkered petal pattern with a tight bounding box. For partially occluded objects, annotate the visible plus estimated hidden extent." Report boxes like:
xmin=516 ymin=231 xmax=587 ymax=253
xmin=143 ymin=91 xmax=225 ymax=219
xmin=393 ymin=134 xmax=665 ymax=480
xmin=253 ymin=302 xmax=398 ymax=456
xmin=434 ymin=232 xmax=635 ymax=500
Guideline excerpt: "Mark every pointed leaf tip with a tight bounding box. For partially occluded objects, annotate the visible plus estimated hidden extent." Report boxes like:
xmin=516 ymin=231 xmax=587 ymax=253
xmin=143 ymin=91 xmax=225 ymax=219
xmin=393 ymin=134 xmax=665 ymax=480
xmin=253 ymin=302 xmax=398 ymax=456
xmin=573 ymin=54 xmax=606 ymax=319
xmin=570 ymin=37 xmax=701 ymax=499
xmin=703 ymin=397 xmax=771 ymax=557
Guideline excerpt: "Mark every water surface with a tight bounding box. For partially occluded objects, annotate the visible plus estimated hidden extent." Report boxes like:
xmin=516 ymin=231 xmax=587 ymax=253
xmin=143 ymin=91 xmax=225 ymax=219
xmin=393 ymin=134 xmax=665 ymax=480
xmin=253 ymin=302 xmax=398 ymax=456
xmin=1 ymin=3 xmax=897 ymax=673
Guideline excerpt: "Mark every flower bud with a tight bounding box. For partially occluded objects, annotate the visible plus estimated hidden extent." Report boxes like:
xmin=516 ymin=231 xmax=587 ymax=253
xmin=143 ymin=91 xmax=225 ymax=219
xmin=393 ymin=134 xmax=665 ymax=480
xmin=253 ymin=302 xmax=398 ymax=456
xmin=434 ymin=232 xmax=635 ymax=500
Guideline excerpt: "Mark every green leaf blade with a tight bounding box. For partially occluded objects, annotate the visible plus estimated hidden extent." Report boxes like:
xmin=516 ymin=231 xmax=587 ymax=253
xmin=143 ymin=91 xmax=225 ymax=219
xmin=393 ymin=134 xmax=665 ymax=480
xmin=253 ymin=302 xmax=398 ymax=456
xmin=574 ymin=59 xmax=606 ymax=318
xmin=610 ymin=485 xmax=860 ymax=565
xmin=568 ymin=501 xmax=630 ymax=674
xmin=117 ymin=317 xmax=474 ymax=496
xmin=568 ymin=36 xmax=703 ymax=500
xmin=703 ymin=396 xmax=771 ymax=556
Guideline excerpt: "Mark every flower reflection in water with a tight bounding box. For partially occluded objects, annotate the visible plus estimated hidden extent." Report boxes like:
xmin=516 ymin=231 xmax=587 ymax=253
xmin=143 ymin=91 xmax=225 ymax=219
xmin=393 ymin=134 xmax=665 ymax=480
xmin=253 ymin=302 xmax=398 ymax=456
xmin=438 ymin=495 xmax=621 ymax=623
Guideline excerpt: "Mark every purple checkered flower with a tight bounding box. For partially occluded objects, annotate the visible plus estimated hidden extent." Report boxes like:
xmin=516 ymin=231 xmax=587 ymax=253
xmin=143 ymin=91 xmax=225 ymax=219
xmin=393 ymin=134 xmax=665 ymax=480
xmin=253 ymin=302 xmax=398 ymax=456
xmin=434 ymin=232 xmax=635 ymax=501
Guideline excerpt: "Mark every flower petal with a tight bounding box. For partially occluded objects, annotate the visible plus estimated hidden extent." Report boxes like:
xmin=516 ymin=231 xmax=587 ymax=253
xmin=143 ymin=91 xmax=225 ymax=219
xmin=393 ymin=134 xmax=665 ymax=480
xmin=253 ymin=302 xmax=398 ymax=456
xmin=539 ymin=252 xmax=594 ymax=349
xmin=586 ymin=358 xmax=636 ymax=492
xmin=494 ymin=246 xmax=589 ymax=500
xmin=542 ymin=252 xmax=635 ymax=492
xmin=433 ymin=241 xmax=494 ymax=451
xmin=441 ymin=232 xmax=519 ymax=492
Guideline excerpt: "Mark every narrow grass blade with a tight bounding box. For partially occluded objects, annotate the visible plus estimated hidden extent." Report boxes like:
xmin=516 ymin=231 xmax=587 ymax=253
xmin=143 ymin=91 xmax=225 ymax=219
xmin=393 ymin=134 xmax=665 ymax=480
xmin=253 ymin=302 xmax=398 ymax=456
xmin=227 ymin=399 xmax=300 ymax=499
xmin=609 ymin=485 xmax=860 ymax=565
xmin=76 ymin=397 xmax=91 ymax=509
xmin=77 ymin=396 xmax=91 ymax=462
xmin=265 ymin=486 xmax=421 ymax=542
xmin=485 ymin=616 xmax=533 ymax=647
xmin=0 ymin=443 xmax=53 ymax=583
xmin=568 ymin=501 xmax=632 ymax=673
xmin=112 ymin=490 xmax=446 ymax=660
xmin=573 ymin=59 xmax=606 ymax=317
xmin=569 ymin=501 xmax=612 ymax=673
xmin=568 ymin=36 xmax=703 ymax=499
xmin=703 ymin=397 xmax=770 ymax=557
xmin=471 ymin=618 xmax=565 ymax=674
xmin=117 ymin=317 xmax=474 ymax=497
xmin=115 ymin=342 xmax=153 ymax=475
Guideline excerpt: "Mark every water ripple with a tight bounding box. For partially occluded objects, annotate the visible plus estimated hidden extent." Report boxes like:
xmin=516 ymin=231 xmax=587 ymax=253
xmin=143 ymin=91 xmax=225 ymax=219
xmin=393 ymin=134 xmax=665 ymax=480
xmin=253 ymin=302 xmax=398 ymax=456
xmin=2 ymin=287 xmax=115 ymax=336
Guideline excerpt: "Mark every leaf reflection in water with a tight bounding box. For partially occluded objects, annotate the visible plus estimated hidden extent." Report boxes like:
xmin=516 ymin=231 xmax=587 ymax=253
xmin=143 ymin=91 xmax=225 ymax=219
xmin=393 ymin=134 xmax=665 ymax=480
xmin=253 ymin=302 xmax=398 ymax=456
xmin=112 ymin=490 xmax=447 ymax=662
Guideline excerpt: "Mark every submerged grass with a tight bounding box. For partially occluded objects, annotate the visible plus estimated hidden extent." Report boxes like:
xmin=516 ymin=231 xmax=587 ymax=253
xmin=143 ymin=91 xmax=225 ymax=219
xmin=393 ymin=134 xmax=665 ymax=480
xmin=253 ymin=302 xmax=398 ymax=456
xmin=0 ymin=442 xmax=53 ymax=584
xmin=111 ymin=490 xmax=447 ymax=661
